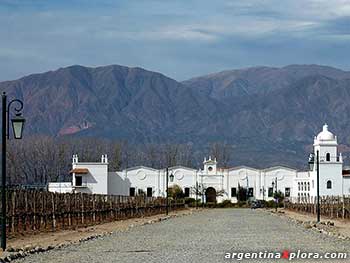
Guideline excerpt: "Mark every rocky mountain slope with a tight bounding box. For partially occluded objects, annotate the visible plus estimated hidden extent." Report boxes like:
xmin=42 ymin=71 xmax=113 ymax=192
xmin=1 ymin=64 xmax=350 ymax=168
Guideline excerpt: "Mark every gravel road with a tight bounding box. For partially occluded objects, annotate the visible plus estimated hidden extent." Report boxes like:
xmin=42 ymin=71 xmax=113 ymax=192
xmin=18 ymin=209 xmax=350 ymax=263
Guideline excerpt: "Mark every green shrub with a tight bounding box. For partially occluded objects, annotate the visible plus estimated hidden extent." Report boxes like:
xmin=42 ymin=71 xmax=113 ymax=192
xmin=265 ymin=200 xmax=276 ymax=208
xmin=217 ymin=199 xmax=234 ymax=208
xmin=184 ymin=197 xmax=196 ymax=205
xmin=205 ymin=202 xmax=217 ymax=208
xmin=168 ymin=184 xmax=184 ymax=199
xmin=263 ymin=196 xmax=285 ymax=209
xmin=237 ymin=201 xmax=248 ymax=208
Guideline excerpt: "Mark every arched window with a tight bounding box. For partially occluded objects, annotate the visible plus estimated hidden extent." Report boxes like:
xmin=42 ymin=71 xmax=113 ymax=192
xmin=327 ymin=180 xmax=332 ymax=189
xmin=307 ymin=182 xmax=310 ymax=191
xmin=326 ymin=153 xmax=330 ymax=162
xmin=298 ymin=182 xmax=300 ymax=191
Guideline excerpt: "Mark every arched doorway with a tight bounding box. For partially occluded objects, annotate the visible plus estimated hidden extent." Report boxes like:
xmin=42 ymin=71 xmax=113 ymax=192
xmin=205 ymin=187 xmax=217 ymax=203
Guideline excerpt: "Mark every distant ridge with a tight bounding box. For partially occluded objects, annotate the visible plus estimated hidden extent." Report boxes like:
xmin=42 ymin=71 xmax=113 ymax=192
xmin=1 ymin=64 xmax=350 ymax=168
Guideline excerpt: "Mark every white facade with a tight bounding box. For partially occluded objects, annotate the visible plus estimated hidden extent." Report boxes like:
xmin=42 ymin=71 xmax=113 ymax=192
xmin=49 ymin=124 xmax=350 ymax=202
xmin=309 ymin=124 xmax=343 ymax=197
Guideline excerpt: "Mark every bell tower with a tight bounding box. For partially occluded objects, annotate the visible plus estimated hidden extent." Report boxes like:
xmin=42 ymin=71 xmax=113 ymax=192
xmin=310 ymin=124 xmax=343 ymax=196
xmin=203 ymin=156 xmax=217 ymax=175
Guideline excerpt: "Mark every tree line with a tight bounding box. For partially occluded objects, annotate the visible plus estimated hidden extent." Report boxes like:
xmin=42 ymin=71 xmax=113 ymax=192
xmin=6 ymin=135 xmax=232 ymax=186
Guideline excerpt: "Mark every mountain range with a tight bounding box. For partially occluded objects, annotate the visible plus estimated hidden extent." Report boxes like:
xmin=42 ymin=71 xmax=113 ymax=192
xmin=1 ymin=64 xmax=350 ymax=169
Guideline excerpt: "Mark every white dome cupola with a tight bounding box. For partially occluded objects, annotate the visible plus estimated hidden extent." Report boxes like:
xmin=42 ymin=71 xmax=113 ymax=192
xmin=314 ymin=124 xmax=337 ymax=146
xmin=312 ymin=123 xmax=342 ymax=163
xmin=316 ymin=124 xmax=335 ymax=141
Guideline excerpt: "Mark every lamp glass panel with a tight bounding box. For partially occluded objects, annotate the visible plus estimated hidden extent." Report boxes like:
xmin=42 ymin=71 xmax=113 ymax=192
xmin=12 ymin=119 xmax=24 ymax=139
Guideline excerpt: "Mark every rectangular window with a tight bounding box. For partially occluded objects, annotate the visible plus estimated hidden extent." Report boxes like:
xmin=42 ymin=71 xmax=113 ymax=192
xmin=184 ymin=187 xmax=190 ymax=197
xmin=75 ymin=176 xmax=82 ymax=186
xmin=285 ymin=187 xmax=290 ymax=197
xmin=231 ymin=187 xmax=237 ymax=197
xmin=147 ymin=187 xmax=153 ymax=197
xmin=268 ymin=187 xmax=273 ymax=197
xmin=248 ymin=187 xmax=254 ymax=197
xmin=138 ymin=189 xmax=144 ymax=196
xmin=129 ymin=187 xmax=135 ymax=197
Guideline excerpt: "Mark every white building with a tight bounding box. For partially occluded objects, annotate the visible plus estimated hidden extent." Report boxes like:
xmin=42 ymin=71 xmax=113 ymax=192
xmin=49 ymin=124 xmax=350 ymax=202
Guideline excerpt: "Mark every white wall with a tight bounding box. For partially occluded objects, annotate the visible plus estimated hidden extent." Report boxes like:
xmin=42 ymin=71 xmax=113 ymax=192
xmin=261 ymin=167 xmax=297 ymax=200
xmin=125 ymin=166 xmax=160 ymax=197
xmin=166 ymin=167 xmax=197 ymax=198
xmin=226 ymin=167 xmax=260 ymax=202
xmin=72 ymin=162 xmax=108 ymax=195
xmin=309 ymin=163 xmax=343 ymax=197
xmin=108 ymin=172 xmax=129 ymax=195
xmin=48 ymin=182 xmax=73 ymax=193
xmin=343 ymin=177 xmax=350 ymax=195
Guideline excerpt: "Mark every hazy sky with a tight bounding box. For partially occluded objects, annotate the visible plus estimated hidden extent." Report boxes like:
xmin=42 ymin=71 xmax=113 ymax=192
xmin=1 ymin=0 xmax=350 ymax=81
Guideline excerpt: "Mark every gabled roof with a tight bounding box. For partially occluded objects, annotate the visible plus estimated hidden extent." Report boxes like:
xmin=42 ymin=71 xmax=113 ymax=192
xmin=203 ymin=160 xmax=217 ymax=164
xmin=228 ymin=166 xmax=260 ymax=172
xmin=124 ymin=166 xmax=159 ymax=172
xmin=262 ymin=166 xmax=297 ymax=172
xmin=70 ymin=168 xmax=89 ymax=174
xmin=168 ymin=166 xmax=197 ymax=172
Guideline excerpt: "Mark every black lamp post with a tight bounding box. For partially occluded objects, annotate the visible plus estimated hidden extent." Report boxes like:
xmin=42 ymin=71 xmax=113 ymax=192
xmin=1 ymin=92 xmax=25 ymax=251
xmin=166 ymin=167 xmax=174 ymax=215
xmin=308 ymin=151 xmax=320 ymax=223
xmin=272 ymin=178 xmax=278 ymax=212
xmin=195 ymin=181 xmax=198 ymax=209
xmin=316 ymin=150 xmax=320 ymax=223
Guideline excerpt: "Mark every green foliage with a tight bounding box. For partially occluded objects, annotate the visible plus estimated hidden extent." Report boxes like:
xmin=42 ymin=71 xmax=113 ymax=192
xmin=216 ymin=199 xmax=235 ymax=208
xmin=263 ymin=197 xmax=284 ymax=208
xmin=237 ymin=201 xmax=248 ymax=208
xmin=168 ymin=184 xmax=184 ymax=199
xmin=137 ymin=189 xmax=145 ymax=197
xmin=205 ymin=202 xmax=217 ymax=208
xmin=264 ymin=200 xmax=276 ymax=208
xmin=184 ymin=197 xmax=196 ymax=205
xmin=273 ymin=190 xmax=285 ymax=203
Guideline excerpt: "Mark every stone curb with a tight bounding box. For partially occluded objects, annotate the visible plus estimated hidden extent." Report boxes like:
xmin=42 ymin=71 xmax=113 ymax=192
xmin=0 ymin=211 xmax=193 ymax=262
xmin=269 ymin=210 xmax=350 ymax=241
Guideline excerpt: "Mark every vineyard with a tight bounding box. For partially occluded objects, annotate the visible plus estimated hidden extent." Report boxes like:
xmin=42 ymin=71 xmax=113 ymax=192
xmin=285 ymin=196 xmax=350 ymax=220
xmin=2 ymin=190 xmax=184 ymax=237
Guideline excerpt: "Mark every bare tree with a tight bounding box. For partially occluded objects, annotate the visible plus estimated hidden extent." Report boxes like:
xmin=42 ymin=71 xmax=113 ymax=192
xmin=110 ymin=143 xmax=122 ymax=171
xmin=210 ymin=142 xmax=232 ymax=167
xmin=163 ymin=144 xmax=178 ymax=167
xmin=5 ymin=135 xmax=234 ymax=187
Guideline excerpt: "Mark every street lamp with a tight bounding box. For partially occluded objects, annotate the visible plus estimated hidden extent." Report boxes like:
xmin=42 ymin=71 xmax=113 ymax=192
xmin=166 ymin=167 xmax=174 ymax=215
xmin=308 ymin=151 xmax=320 ymax=223
xmin=272 ymin=178 xmax=278 ymax=212
xmin=316 ymin=150 xmax=320 ymax=223
xmin=1 ymin=92 xmax=25 ymax=251
xmin=11 ymin=115 xmax=25 ymax=139
xmin=240 ymin=175 xmax=249 ymax=203
xmin=260 ymin=186 xmax=265 ymax=201
xmin=308 ymin=153 xmax=315 ymax=171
